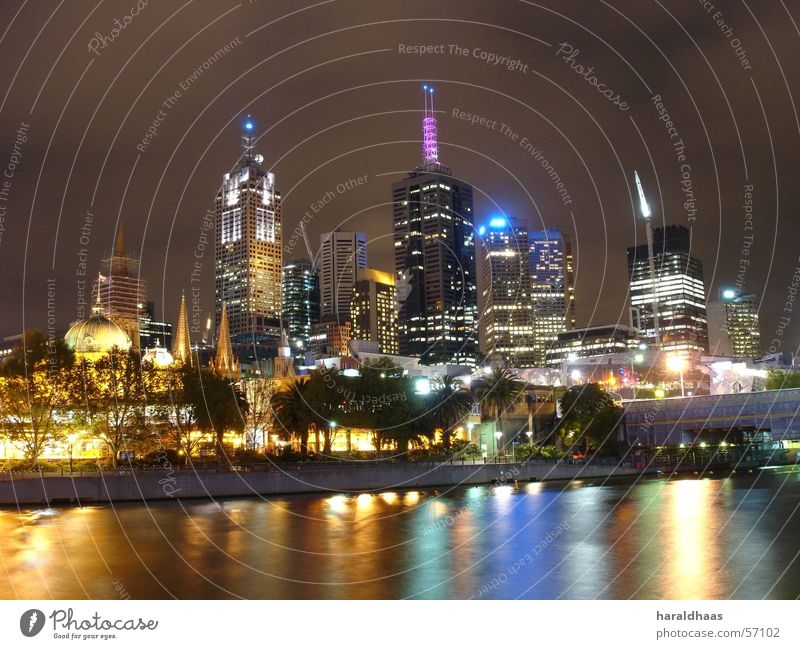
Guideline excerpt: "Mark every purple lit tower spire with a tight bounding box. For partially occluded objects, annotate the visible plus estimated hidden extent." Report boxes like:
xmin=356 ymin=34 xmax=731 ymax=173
xmin=422 ymin=85 xmax=439 ymax=165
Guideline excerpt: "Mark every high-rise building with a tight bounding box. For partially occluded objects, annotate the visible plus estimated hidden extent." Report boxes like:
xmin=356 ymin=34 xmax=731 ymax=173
xmin=138 ymin=301 xmax=173 ymax=351
xmin=215 ymin=120 xmax=283 ymax=340
xmin=391 ymin=86 xmax=478 ymax=366
xmin=309 ymin=319 xmax=351 ymax=358
xmin=529 ymin=228 xmax=575 ymax=365
xmin=351 ymin=268 xmax=399 ymax=355
xmin=282 ymin=258 xmax=320 ymax=356
xmin=319 ymin=231 xmax=367 ymax=322
xmin=627 ymin=224 xmax=708 ymax=354
xmin=92 ymin=224 xmax=147 ymax=351
xmin=479 ymin=216 xmax=537 ymax=367
xmin=707 ymin=288 xmax=761 ymax=357
xmin=545 ymin=324 xmax=640 ymax=366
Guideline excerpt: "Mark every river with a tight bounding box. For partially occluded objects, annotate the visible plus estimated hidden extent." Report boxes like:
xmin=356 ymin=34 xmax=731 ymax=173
xmin=1 ymin=470 xmax=798 ymax=599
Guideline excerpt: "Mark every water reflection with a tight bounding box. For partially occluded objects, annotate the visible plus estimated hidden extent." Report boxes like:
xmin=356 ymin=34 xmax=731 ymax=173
xmin=0 ymin=473 xmax=798 ymax=599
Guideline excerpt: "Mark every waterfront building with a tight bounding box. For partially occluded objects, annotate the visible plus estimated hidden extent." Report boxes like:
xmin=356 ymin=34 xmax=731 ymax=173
xmin=707 ymin=288 xmax=761 ymax=358
xmin=282 ymin=258 xmax=320 ymax=357
xmin=545 ymin=324 xmax=640 ymax=366
xmin=350 ymin=268 xmax=399 ymax=355
xmin=309 ymin=319 xmax=351 ymax=358
xmin=319 ymin=231 xmax=366 ymax=322
xmin=64 ymin=295 xmax=132 ymax=362
xmin=529 ymin=228 xmax=575 ymax=365
xmin=391 ymin=86 xmax=478 ymax=366
xmin=215 ymin=119 xmax=283 ymax=339
xmin=479 ymin=216 xmax=537 ymax=367
xmin=92 ymin=224 xmax=147 ymax=351
xmin=627 ymin=224 xmax=708 ymax=355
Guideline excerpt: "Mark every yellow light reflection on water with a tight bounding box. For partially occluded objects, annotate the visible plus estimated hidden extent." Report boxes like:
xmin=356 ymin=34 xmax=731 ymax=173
xmin=404 ymin=491 xmax=420 ymax=505
xmin=666 ymin=479 xmax=716 ymax=599
xmin=380 ymin=492 xmax=398 ymax=505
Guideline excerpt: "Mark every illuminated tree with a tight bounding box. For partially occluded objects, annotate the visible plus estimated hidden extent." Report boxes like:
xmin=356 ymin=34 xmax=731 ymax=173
xmin=191 ymin=369 xmax=248 ymax=466
xmin=244 ymin=377 xmax=275 ymax=450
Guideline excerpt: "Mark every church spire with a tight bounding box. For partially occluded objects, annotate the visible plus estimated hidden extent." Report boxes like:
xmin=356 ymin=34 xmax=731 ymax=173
xmin=213 ymin=302 xmax=239 ymax=379
xmin=114 ymin=222 xmax=126 ymax=256
xmin=172 ymin=292 xmax=193 ymax=366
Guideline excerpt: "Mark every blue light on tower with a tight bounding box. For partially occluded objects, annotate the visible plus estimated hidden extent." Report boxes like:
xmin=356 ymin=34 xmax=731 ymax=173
xmin=244 ymin=119 xmax=254 ymax=131
xmin=722 ymin=289 xmax=736 ymax=299
xmin=489 ymin=217 xmax=507 ymax=229
xmin=478 ymin=225 xmax=486 ymax=236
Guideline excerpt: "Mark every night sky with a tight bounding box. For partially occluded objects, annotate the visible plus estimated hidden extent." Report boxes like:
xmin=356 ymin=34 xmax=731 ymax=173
xmin=0 ymin=0 xmax=798 ymax=354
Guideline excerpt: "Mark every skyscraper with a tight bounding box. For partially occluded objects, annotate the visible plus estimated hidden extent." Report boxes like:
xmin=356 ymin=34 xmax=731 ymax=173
xmin=391 ymin=86 xmax=478 ymax=366
xmin=138 ymin=301 xmax=173 ymax=351
xmin=319 ymin=230 xmax=367 ymax=322
xmin=529 ymin=228 xmax=576 ymax=365
xmin=707 ymin=288 xmax=761 ymax=357
xmin=480 ymin=216 xmax=537 ymax=367
xmin=351 ymin=268 xmax=399 ymax=355
xmin=92 ymin=223 xmax=147 ymax=351
xmin=627 ymin=224 xmax=708 ymax=354
xmin=215 ymin=119 xmax=283 ymax=340
xmin=282 ymin=258 xmax=320 ymax=355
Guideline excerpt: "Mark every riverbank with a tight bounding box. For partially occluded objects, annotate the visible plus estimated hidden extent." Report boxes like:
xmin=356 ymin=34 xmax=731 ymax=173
xmin=0 ymin=460 xmax=649 ymax=506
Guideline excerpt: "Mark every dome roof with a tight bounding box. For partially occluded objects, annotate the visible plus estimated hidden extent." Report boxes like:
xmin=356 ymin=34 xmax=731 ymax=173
xmin=142 ymin=346 xmax=174 ymax=367
xmin=64 ymin=309 xmax=131 ymax=357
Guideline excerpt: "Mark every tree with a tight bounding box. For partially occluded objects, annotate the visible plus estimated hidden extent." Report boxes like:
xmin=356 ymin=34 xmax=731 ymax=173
xmin=244 ymin=377 xmax=275 ymax=450
xmin=192 ymin=369 xmax=248 ymax=466
xmin=556 ymin=383 xmax=623 ymax=455
xmin=766 ymin=369 xmax=800 ymax=390
xmin=473 ymin=367 xmax=525 ymax=449
xmin=427 ymin=375 xmax=474 ymax=452
xmin=79 ymin=349 xmax=154 ymax=468
xmin=0 ymin=329 xmax=74 ymax=377
xmin=271 ymin=380 xmax=312 ymax=452
xmin=0 ymin=361 xmax=75 ymax=464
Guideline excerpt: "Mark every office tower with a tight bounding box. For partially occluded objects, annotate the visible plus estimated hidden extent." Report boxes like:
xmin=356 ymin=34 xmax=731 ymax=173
xmin=282 ymin=258 xmax=320 ymax=355
xmin=215 ymin=119 xmax=282 ymax=339
xmin=319 ymin=231 xmax=367 ymax=321
xmin=479 ymin=216 xmax=537 ymax=367
xmin=627 ymin=224 xmax=708 ymax=354
xmin=172 ymin=293 xmax=192 ymax=365
xmin=92 ymin=223 xmax=147 ymax=351
xmin=546 ymin=324 xmax=640 ymax=366
xmin=391 ymin=86 xmax=478 ymax=366
xmin=309 ymin=319 xmax=351 ymax=358
xmin=351 ymin=268 xmax=399 ymax=355
xmin=529 ymin=228 xmax=575 ymax=365
xmin=707 ymin=288 xmax=761 ymax=357
xmin=138 ymin=300 xmax=173 ymax=351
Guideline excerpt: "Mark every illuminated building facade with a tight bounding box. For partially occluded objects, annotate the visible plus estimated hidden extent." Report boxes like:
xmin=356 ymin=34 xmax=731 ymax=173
xmin=309 ymin=319 xmax=351 ymax=358
xmin=319 ymin=231 xmax=366 ymax=322
xmin=479 ymin=216 xmax=537 ymax=367
xmin=215 ymin=120 xmax=283 ymax=339
xmin=351 ymin=268 xmax=399 ymax=355
xmin=282 ymin=258 xmax=320 ymax=356
xmin=92 ymin=224 xmax=147 ymax=351
xmin=138 ymin=300 xmax=173 ymax=351
xmin=529 ymin=228 xmax=575 ymax=365
xmin=391 ymin=86 xmax=478 ymax=366
xmin=707 ymin=288 xmax=761 ymax=358
xmin=627 ymin=225 xmax=708 ymax=354
xmin=545 ymin=324 xmax=640 ymax=366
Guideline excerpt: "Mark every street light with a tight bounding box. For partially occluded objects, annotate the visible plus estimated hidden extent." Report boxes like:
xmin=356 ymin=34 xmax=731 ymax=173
xmin=494 ymin=431 xmax=503 ymax=459
xmin=666 ymin=355 xmax=688 ymax=397
xmin=67 ymin=433 xmax=77 ymax=473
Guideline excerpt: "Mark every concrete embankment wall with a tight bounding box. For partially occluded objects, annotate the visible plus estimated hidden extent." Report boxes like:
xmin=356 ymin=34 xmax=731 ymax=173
xmin=0 ymin=462 xmax=646 ymax=506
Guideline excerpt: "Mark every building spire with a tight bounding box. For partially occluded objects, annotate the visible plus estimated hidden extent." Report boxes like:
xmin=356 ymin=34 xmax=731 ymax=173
xmin=422 ymin=85 xmax=439 ymax=165
xmin=114 ymin=222 xmax=126 ymax=256
xmin=213 ymin=302 xmax=239 ymax=378
xmin=172 ymin=292 xmax=193 ymax=366
xmin=91 ymin=274 xmax=104 ymax=316
xmin=242 ymin=115 xmax=255 ymax=165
